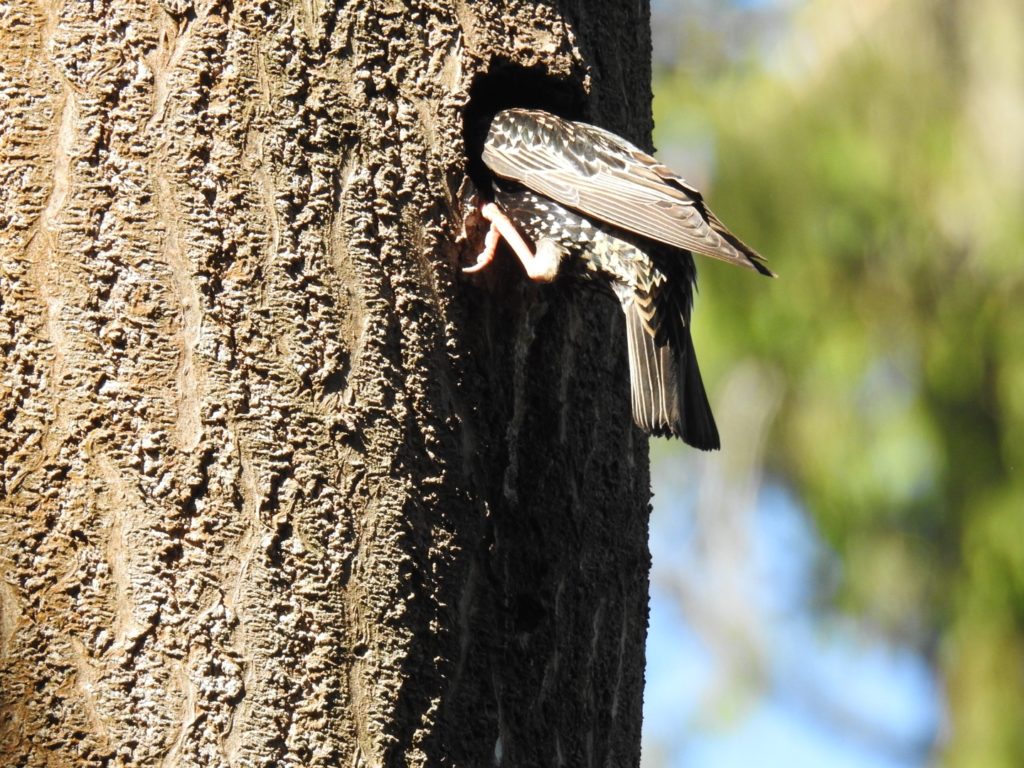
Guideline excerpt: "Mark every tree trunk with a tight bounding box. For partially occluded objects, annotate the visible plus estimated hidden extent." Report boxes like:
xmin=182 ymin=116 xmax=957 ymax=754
xmin=1 ymin=0 xmax=655 ymax=765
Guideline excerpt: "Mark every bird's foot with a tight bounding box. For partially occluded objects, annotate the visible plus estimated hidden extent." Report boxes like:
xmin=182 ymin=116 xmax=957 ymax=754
xmin=463 ymin=218 xmax=501 ymax=274
xmin=463 ymin=202 xmax=561 ymax=282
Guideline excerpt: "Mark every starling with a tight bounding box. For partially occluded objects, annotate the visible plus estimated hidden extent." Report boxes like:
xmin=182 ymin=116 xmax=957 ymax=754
xmin=466 ymin=108 xmax=773 ymax=450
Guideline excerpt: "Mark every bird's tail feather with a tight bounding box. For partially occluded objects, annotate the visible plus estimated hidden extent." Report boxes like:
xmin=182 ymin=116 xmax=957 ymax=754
xmin=624 ymin=301 xmax=720 ymax=450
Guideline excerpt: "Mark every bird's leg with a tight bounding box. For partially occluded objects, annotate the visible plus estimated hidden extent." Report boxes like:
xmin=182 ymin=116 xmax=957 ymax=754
xmin=464 ymin=202 xmax=530 ymax=275
xmin=464 ymin=202 xmax=562 ymax=282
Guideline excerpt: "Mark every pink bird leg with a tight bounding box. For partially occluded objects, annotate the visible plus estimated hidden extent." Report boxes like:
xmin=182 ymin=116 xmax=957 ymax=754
xmin=464 ymin=202 xmax=562 ymax=282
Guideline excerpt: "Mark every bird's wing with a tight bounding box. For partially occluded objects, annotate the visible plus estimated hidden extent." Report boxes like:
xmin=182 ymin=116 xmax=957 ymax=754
xmin=482 ymin=109 xmax=774 ymax=277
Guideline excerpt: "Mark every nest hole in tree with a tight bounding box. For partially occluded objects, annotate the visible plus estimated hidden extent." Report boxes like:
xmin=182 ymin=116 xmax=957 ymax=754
xmin=462 ymin=61 xmax=587 ymax=194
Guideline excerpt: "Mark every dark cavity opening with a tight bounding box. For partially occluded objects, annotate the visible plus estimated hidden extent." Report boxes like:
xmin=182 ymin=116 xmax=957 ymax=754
xmin=463 ymin=61 xmax=587 ymax=193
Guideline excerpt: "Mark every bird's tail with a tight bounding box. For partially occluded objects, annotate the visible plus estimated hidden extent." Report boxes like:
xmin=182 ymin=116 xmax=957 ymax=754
xmin=623 ymin=301 xmax=720 ymax=450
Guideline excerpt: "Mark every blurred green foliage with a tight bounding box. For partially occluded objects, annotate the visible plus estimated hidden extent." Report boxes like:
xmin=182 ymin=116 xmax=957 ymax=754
xmin=653 ymin=0 xmax=1024 ymax=764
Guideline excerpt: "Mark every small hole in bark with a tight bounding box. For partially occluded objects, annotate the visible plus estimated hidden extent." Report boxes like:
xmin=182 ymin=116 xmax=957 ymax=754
xmin=160 ymin=540 xmax=183 ymax=565
xmin=352 ymin=642 xmax=368 ymax=657
xmin=463 ymin=61 xmax=587 ymax=193
xmin=266 ymin=520 xmax=293 ymax=565
xmin=284 ymin=254 xmax=305 ymax=278
xmin=321 ymin=368 xmax=347 ymax=395
xmin=160 ymin=542 xmax=184 ymax=565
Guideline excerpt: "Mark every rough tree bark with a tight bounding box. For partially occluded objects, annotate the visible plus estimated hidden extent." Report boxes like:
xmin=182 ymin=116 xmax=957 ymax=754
xmin=1 ymin=0 xmax=655 ymax=765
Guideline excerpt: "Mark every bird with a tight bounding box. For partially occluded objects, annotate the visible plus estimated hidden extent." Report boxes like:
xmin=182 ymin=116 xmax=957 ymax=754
xmin=465 ymin=108 xmax=773 ymax=450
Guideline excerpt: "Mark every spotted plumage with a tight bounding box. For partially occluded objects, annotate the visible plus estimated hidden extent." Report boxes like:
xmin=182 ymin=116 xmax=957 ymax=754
xmin=470 ymin=108 xmax=773 ymax=449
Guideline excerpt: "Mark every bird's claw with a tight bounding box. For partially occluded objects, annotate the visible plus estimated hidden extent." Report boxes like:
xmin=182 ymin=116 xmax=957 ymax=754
xmin=463 ymin=223 xmax=500 ymax=274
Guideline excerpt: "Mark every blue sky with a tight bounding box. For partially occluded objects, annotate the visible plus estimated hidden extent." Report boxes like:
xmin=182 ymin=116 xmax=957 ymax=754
xmin=642 ymin=465 xmax=943 ymax=767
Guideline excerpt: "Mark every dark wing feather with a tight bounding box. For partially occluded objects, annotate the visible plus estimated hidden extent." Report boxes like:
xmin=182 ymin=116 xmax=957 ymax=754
xmin=483 ymin=109 xmax=773 ymax=277
xmin=624 ymin=299 xmax=676 ymax=435
xmin=623 ymin=298 xmax=719 ymax=449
